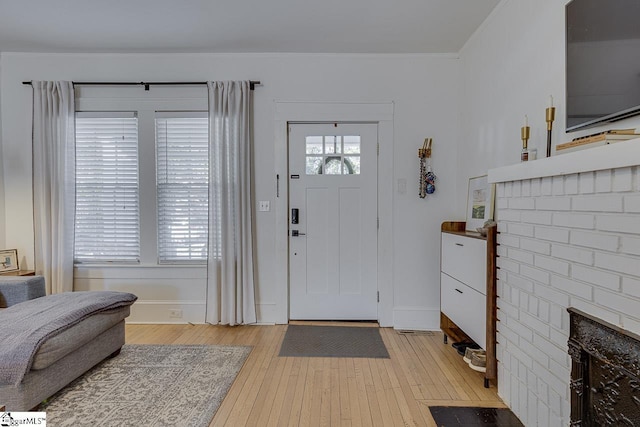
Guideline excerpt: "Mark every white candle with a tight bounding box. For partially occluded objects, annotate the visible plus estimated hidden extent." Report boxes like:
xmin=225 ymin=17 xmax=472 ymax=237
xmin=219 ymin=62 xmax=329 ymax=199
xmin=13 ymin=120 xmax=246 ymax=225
xmin=549 ymin=95 xmax=554 ymax=108
xmin=525 ymin=115 xmax=528 ymax=127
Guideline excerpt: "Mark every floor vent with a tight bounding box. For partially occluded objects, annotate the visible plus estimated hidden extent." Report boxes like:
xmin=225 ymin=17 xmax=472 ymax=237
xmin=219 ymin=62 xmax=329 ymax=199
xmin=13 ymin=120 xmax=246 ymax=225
xmin=396 ymin=330 xmax=435 ymax=336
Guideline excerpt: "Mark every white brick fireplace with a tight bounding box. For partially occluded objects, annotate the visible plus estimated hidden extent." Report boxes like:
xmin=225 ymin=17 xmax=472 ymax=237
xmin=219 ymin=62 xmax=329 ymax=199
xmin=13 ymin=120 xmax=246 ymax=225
xmin=488 ymin=139 xmax=640 ymax=426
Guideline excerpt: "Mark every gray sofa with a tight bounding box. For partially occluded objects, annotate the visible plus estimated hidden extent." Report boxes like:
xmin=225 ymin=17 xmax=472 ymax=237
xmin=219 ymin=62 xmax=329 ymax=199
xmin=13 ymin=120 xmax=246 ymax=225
xmin=0 ymin=276 xmax=134 ymax=411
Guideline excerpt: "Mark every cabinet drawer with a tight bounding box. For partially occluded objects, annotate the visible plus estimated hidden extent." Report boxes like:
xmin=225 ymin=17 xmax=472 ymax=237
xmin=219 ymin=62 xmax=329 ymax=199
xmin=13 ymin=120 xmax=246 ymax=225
xmin=441 ymin=232 xmax=486 ymax=295
xmin=441 ymin=272 xmax=486 ymax=348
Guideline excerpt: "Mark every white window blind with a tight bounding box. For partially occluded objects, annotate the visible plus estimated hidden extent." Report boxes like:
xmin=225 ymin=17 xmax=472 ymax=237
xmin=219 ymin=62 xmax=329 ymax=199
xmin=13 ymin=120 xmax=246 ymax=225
xmin=156 ymin=114 xmax=210 ymax=263
xmin=74 ymin=113 xmax=140 ymax=263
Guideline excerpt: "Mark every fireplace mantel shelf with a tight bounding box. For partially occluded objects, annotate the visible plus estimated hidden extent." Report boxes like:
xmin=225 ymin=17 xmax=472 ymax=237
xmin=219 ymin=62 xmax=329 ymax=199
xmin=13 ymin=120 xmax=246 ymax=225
xmin=488 ymin=137 xmax=640 ymax=184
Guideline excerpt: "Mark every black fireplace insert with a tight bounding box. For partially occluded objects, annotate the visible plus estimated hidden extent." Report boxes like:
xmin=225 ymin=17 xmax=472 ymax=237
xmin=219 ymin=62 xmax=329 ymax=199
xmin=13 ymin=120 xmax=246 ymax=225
xmin=568 ymin=308 xmax=640 ymax=426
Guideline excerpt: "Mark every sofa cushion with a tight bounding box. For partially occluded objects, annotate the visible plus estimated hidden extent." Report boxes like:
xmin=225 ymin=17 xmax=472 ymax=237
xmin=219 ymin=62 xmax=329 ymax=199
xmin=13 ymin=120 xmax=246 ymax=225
xmin=31 ymin=306 xmax=130 ymax=370
xmin=0 ymin=276 xmax=46 ymax=307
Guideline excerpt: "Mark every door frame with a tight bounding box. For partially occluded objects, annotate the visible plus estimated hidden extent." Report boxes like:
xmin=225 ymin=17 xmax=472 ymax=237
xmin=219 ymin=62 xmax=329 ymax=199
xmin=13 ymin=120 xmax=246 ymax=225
xmin=273 ymin=101 xmax=394 ymax=326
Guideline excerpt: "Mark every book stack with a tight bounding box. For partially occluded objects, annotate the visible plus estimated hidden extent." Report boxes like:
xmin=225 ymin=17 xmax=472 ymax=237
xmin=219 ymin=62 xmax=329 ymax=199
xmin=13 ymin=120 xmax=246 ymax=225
xmin=557 ymin=129 xmax=640 ymax=154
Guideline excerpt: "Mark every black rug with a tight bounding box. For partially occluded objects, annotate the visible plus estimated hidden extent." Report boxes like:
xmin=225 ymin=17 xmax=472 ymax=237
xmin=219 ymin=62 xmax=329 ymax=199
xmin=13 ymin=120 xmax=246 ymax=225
xmin=278 ymin=325 xmax=390 ymax=358
xmin=429 ymin=406 xmax=524 ymax=427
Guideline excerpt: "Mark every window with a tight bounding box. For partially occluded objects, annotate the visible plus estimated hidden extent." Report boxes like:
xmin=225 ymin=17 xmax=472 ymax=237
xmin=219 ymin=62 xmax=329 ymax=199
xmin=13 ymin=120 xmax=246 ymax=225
xmin=305 ymin=135 xmax=361 ymax=175
xmin=156 ymin=114 xmax=209 ymax=263
xmin=74 ymin=113 xmax=140 ymax=262
xmin=73 ymin=86 xmax=211 ymax=266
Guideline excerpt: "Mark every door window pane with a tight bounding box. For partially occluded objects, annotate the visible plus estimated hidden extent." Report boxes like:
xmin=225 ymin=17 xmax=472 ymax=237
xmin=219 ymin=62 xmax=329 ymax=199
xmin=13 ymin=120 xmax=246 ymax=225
xmin=306 ymin=136 xmax=323 ymax=154
xmin=343 ymin=136 xmax=361 ymax=154
xmin=306 ymin=156 xmax=323 ymax=175
xmin=323 ymin=157 xmax=342 ymax=175
xmin=324 ymin=136 xmax=338 ymax=154
xmin=345 ymin=156 xmax=360 ymax=174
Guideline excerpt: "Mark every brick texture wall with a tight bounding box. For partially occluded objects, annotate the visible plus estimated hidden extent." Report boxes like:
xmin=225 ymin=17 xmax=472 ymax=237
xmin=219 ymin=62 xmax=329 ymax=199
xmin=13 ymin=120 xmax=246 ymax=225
xmin=495 ymin=166 xmax=640 ymax=426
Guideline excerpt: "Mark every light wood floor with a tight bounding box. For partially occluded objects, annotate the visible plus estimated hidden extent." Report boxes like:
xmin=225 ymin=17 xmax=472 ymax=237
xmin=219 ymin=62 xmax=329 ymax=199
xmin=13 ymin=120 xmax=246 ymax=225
xmin=125 ymin=322 xmax=505 ymax=426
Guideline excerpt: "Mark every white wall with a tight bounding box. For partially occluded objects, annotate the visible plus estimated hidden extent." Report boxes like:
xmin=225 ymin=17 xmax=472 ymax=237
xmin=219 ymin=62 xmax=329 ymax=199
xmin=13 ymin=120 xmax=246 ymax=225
xmin=0 ymin=52 xmax=462 ymax=326
xmin=458 ymin=0 xmax=640 ymax=215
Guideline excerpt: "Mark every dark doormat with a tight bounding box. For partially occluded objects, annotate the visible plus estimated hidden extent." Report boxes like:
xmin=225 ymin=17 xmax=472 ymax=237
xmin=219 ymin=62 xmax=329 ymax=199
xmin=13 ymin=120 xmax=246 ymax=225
xmin=279 ymin=325 xmax=390 ymax=358
xmin=429 ymin=406 xmax=524 ymax=427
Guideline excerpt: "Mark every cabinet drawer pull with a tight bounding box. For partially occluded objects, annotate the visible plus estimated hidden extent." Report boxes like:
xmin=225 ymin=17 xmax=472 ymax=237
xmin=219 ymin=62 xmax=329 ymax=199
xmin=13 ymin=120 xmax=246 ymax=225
xmin=455 ymin=288 xmax=463 ymax=294
xmin=455 ymin=243 xmax=464 ymax=247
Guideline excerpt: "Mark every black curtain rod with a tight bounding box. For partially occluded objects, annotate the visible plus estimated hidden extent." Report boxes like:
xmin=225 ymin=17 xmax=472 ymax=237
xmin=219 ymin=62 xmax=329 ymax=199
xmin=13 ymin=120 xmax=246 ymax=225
xmin=22 ymin=80 xmax=261 ymax=90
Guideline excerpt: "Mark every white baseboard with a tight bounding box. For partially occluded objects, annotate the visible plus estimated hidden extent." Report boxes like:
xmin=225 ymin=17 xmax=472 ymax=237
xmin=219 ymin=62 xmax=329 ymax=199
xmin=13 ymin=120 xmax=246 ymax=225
xmin=126 ymin=300 xmax=283 ymax=325
xmin=128 ymin=300 xmax=205 ymax=324
xmin=127 ymin=303 xmax=441 ymax=329
xmin=392 ymin=307 xmax=440 ymax=331
xmin=256 ymin=302 xmax=285 ymax=324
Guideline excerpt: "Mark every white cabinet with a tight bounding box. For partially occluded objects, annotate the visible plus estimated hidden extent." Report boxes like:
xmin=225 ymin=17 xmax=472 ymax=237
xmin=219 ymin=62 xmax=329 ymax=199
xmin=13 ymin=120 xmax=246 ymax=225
xmin=440 ymin=221 xmax=497 ymax=388
xmin=441 ymin=233 xmax=486 ymax=295
xmin=441 ymin=272 xmax=486 ymax=348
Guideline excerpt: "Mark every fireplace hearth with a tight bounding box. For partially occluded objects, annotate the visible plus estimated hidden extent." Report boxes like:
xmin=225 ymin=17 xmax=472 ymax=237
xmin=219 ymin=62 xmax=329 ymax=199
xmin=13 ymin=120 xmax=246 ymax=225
xmin=568 ymin=308 xmax=640 ymax=426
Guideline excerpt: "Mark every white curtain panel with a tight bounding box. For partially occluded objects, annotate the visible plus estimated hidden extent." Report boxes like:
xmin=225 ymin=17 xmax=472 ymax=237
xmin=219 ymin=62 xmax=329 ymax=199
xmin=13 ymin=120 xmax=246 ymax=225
xmin=32 ymin=81 xmax=75 ymax=294
xmin=206 ymin=81 xmax=257 ymax=325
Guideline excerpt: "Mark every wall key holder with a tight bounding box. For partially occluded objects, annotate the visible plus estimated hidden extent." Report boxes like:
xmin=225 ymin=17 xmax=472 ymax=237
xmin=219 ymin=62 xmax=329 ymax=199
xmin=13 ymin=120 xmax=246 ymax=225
xmin=418 ymin=138 xmax=436 ymax=198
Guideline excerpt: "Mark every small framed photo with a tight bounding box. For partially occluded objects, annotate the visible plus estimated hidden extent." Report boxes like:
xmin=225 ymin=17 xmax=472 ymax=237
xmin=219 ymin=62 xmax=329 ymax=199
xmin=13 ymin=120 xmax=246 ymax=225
xmin=0 ymin=249 xmax=19 ymax=273
xmin=466 ymin=175 xmax=495 ymax=232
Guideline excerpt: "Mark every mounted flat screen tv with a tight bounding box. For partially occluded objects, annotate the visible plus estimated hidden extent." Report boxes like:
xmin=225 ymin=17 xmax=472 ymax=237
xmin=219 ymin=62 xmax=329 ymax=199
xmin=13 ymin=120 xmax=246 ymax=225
xmin=566 ymin=0 xmax=640 ymax=132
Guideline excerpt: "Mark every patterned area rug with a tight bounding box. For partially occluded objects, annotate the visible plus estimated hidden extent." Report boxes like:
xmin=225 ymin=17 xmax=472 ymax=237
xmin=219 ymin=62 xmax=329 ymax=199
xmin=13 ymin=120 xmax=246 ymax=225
xmin=38 ymin=344 xmax=251 ymax=427
xmin=279 ymin=325 xmax=389 ymax=358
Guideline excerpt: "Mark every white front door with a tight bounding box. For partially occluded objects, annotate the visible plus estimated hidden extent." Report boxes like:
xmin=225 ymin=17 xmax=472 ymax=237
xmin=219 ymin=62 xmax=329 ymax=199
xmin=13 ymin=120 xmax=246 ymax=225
xmin=288 ymin=123 xmax=378 ymax=320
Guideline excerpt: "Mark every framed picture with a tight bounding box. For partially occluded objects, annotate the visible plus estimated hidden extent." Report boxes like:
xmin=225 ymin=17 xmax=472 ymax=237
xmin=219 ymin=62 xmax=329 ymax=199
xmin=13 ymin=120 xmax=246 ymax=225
xmin=0 ymin=249 xmax=19 ymax=273
xmin=466 ymin=175 xmax=495 ymax=231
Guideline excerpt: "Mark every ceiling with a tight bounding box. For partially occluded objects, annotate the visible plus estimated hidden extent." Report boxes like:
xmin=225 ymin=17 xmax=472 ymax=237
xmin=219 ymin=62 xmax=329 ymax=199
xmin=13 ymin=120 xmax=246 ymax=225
xmin=0 ymin=0 xmax=500 ymax=54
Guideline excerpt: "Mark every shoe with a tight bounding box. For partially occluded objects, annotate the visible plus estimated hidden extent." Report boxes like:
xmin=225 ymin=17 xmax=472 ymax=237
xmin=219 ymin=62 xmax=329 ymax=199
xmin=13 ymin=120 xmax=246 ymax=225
xmin=463 ymin=348 xmax=485 ymax=364
xmin=468 ymin=351 xmax=487 ymax=373
xmin=454 ymin=342 xmax=480 ymax=356
xmin=452 ymin=341 xmax=472 ymax=350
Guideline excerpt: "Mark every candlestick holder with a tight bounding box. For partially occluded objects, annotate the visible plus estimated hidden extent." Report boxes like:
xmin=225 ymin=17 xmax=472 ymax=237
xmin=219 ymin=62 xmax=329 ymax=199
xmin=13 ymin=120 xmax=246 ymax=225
xmin=521 ymin=126 xmax=530 ymax=162
xmin=546 ymin=106 xmax=555 ymax=157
